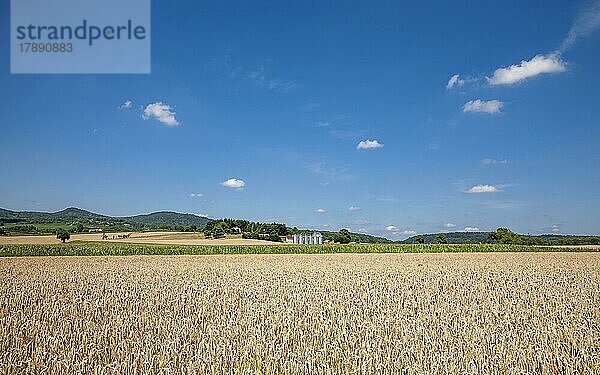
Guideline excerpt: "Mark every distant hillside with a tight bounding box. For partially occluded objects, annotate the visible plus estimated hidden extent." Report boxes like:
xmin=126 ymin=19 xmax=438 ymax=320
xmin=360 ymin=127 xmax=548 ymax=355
xmin=0 ymin=207 xmax=108 ymax=224
xmin=290 ymin=228 xmax=392 ymax=243
xmin=401 ymin=232 xmax=492 ymax=244
xmin=314 ymin=230 xmax=393 ymax=244
xmin=0 ymin=207 xmax=392 ymax=242
xmin=0 ymin=207 xmax=212 ymax=235
xmin=204 ymin=218 xmax=392 ymax=244
xmin=124 ymin=212 xmax=212 ymax=228
xmin=401 ymin=230 xmax=600 ymax=246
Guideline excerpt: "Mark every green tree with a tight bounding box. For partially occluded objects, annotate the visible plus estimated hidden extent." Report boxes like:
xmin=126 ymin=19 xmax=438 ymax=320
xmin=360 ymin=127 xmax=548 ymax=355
xmin=56 ymin=228 xmax=70 ymax=243
xmin=415 ymin=235 xmax=425 ymax=244
xmin=333 ymin=229 xmax=352 ymax=244
xmin=72 ymin=223 xmax=84 ymax=233
xmin=488 ymin=228 xmax=519 ymax=244
xmin=436 ymin=233 xmax=447 ymax=244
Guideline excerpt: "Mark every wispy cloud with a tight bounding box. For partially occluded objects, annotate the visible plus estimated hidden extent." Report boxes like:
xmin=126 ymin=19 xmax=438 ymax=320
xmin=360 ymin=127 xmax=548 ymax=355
xmin=316 ymin=208 xmax=326 ymax=213
xmin=348 ymin=206 xmax=361 ymax=211
xmin=445 ymin=223 xmax=457 ymax=228
xmin=487 ymin=54 xmax=566 ymax=85
xmin=464 ymin=227 xmax=480 ymax=232
xmin=357 ymin=139 xmax=384 ymax=150
xmin=245 ymin=66 xmax=298 ymax=92
xmin=267 ymin=78 xmax=298 ymax=92
xmin=189 ymin=192 xmax=203 ymax=198
xmin=304 ymin=102 xmax=321 ymax=111
xmin=375 ymin=197 xmax=399 ymax=203
xmin=453 ymin=2 xmax=600 ymax=90
xmin=481 ymin=158 xmax=510 ymax=166
xmin=558 ymin=0 xmax=600 ymax=53
xmin=221 ymin=178 xmax=245 ymax=190
xmin=118 ymin=100 xmax=132 ymax=110
xmin=465 ymin=184 xmax=502 ymax=193
xmin=385 ymin=225 xmax=416 ymax=236
xmin=446 ymin=74 xmax=465 ymax=89
xmin=463 ymin=99 xmax=503 ymax=114
xmin=310 ymin=162 xmax=354 ymax=181
xmin=142 ymin=102 xmax=179 ymax=126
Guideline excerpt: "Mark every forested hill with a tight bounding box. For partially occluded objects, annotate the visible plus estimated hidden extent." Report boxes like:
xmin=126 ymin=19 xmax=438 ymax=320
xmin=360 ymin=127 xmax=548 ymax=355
xmin=0 ymin=208 xmax=391 ymax=242
xmin=401 ymin=232 xmax=493 ymax=244
xmin=401 ymin=229 xmax=600 ymax=245
xmin=0 ymin=207 xmax=211 ymax=233
xmin=203 ymin=219 xmax=393 ymax=243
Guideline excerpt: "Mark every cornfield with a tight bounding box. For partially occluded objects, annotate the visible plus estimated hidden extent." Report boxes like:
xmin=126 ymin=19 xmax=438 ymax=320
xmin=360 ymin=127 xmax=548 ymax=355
xmin=1 ymin=253 xmax=599 ymax=373
xmin=0 ymin=242 xmax=594 ymax=257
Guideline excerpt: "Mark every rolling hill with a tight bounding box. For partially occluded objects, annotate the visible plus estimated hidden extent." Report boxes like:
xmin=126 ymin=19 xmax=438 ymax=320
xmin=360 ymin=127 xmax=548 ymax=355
xmin=0 ymin=207 xmax=212 ymax=233
xmin=400 ymin=230 xmax=600 ymax=246
xmin=0 ymin=207 xmax=392 ymax=243
xmin=400 ymin=232 xmax=493 ymax=244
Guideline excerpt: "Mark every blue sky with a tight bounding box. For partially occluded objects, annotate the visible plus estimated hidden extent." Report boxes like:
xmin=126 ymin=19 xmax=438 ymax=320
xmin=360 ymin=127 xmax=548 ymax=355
xmin=1 ymin=0 xmax=599 ymax=239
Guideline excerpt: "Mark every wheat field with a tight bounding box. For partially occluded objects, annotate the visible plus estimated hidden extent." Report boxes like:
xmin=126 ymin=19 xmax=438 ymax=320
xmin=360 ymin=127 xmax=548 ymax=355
xmin=1 ymin=253 xmax=599 ymax=374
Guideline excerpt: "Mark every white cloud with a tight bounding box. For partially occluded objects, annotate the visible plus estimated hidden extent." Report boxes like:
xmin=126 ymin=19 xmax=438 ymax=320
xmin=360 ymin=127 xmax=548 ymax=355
xmin=446 ymin=74 xmax=465 ymax=89
xmin=552 ymin=224 xmax=560 ymax=233
xmin=445 ymin=223 xmax=457 ymax=228
xmin=221 ymin=178 xmax=245 ymax=190
xmin=316 ymin=208 xmax=326 ymax=213
xmin=142 ymin=102 xmax=179 ymax=126
xmin=463 ymin=99 xmax=503 ymax=114
xmin=189 ymin=193 xmax=203 ymax=198
xmin=466 ymin=184 xmax=502 ymax=193
xmin=481 ymin=158 xmax=510 ymax=166
xmin=317 ymin=121 xmax=330 ymax=127
xmin=357 ymin=140 xmax=384 ymax=150
xmin=487 ymin=54 xmax=566 ymax=86
xmin=348 ymin=206 xmax=361 ymax=211
xmin=385 ymin=225 xmax=415 ymax=235
xmin=464 ymin=227 xmax=480 ymax=232
xmin=118 ymin=100 xmax=132 ymax=109
xmin=559 ymin=0 xmax=600 ymax=53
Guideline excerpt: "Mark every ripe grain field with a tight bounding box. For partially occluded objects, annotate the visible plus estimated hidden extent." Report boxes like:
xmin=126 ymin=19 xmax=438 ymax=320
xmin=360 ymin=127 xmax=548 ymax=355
xmin=1 ymin=253 xmax=599 ymax=374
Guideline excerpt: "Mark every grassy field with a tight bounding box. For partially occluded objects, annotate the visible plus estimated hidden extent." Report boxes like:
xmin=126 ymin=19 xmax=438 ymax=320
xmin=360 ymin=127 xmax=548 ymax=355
xmin=0 ymin=241 xmax=598 ymax=256
xmin=1 ymin=253 xmax=599 ymax=373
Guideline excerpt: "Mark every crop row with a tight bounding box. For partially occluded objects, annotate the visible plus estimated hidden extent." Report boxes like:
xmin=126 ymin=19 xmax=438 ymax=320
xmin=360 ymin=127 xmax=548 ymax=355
xmin=0 ymin=242 xmax=592 ymax=257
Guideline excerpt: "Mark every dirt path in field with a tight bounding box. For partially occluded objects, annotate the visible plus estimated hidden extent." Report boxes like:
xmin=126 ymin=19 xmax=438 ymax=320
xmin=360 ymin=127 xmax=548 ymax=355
xmin=0 ymin=232 xmax=279 ymax=246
